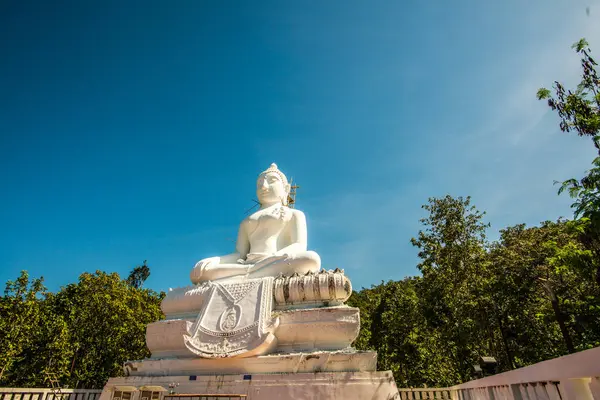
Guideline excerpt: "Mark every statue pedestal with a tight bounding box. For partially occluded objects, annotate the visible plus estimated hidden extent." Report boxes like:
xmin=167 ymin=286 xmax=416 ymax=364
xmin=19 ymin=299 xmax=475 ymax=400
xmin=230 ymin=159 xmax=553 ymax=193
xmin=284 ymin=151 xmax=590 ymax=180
xmin=146 ymin=306 xmax=361 ymax=358
xmin=100 ymin=371 xmax=399 ymax=400
xmin=124 ymin=350 xmax=377 ymax=376
xmin=100 ymin=271 xmax=399 ymax=399
xmin=148 ymin=272 xmax=359 ymax=359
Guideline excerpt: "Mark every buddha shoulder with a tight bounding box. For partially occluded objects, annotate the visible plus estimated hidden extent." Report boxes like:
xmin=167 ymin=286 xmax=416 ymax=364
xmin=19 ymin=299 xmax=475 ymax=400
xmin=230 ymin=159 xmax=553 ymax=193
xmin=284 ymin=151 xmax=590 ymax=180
xmin=289 ymin=208 xmax=306 ymax=221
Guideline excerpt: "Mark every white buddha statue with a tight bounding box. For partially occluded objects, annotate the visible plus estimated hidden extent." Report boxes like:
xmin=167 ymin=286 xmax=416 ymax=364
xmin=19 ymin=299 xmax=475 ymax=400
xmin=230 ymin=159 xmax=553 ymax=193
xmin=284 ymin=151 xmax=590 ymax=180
xmin=190 ymin=163 xmax=321 ymax=284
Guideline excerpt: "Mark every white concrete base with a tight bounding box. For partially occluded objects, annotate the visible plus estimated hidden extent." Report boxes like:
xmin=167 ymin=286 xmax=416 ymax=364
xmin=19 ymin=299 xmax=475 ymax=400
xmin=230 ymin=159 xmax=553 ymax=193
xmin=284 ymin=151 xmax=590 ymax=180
xmin=101 ymin=371 xmax=399 ymax=400
xmin=274 ymin=306 xmax=360 ymax=353
xmin=146 ymin=306 xmax=360 ymax=358
xmin=125 ymin=351 xmax=377 ymax=376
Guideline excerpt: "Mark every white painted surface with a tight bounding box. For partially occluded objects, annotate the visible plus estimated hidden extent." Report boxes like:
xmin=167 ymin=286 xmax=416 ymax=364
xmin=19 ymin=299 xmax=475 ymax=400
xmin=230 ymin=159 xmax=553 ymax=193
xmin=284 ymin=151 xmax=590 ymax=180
xmin=454 ymin=346 xmax=600 ymax=389
xmin=102 ymin=372 xmax=399 ymax=400
xmin=125 ymin=351 xmax=377 ymax=376
xmin=144 ymin=164 xmax=361 ymax=360
xmin=181 ymin=277 xmax=277 ymax=359
xmin=160 ymin=270 xmax=353 ymax=318
xmin=190 ymin=163 xmax=321 ymax=284
xmin=0 ymin=389 xmax=102 ymax=395
xmin=146 ymin=305 xmax=360 ymax=358
xmin=274 ymin=306 xmax=360 ymax=353
xmin=0 ymin=388 xmax=102 ymax=400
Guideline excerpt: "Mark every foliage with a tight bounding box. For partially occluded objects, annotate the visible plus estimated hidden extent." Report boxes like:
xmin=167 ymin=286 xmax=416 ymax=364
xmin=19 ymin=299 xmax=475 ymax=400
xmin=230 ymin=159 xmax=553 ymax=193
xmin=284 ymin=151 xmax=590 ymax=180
xmin=410 ymin=196 xmax=490 ymax=382
xmin=350 ymin=39 xmax=599 ymax=387
xmin=351 ymin=196 xmax=600 ymax=387
xmin=0 ymin=269 xmax=164 ymax=389
xmin=349 ymin=278 xmax=460 ymax=387
xmin=487 ymin=220 xmax=599 ymax=359
xmin=557 ymin=157 xmax=600 ymax=220
xmin=538 ymin=39 xmax=600 ymax=285
xmin=0 ymin=272 xmax=47 ymax=384
xmin=537 ymin=38 xmax=600 ymax=144
xmin=126 ymin=260 xmax=151 ymax=289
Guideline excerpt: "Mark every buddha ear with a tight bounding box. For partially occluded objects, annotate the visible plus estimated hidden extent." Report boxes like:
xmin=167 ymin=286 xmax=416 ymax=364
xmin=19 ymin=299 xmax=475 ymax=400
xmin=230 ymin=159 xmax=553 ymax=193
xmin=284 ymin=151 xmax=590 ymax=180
xmin=283 ymin=183 xmax=291 ymax=205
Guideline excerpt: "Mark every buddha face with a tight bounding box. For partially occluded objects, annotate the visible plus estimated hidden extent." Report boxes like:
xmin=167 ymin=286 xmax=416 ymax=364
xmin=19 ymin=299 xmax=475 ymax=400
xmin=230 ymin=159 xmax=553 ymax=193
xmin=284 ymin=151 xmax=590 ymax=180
xmin=257 ymin=172 xmax=289 ymax=206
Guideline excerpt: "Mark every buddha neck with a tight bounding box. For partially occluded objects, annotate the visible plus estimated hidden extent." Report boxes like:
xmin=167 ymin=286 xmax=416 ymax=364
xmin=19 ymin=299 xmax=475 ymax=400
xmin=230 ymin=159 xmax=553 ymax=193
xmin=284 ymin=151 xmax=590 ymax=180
xmin=259 ymin=200 xmax=285 ymax=209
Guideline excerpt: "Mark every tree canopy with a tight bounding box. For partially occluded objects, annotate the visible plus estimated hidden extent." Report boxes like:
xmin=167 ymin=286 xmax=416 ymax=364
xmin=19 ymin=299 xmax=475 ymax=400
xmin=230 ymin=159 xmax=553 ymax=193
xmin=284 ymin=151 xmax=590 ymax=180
xmin=538 ymin=38 xmax=600 ymax=284
xmin=0 ymin=268 xmax=164 ymax=389
xmin=349 ymin=210 xmax=600 ymax=387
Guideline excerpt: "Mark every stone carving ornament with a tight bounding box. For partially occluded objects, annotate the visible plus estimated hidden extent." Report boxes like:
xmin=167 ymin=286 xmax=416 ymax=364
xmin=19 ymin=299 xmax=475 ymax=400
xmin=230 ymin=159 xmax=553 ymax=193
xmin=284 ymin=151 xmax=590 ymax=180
xmin=183 ymin=277 xmax=278 ymax=358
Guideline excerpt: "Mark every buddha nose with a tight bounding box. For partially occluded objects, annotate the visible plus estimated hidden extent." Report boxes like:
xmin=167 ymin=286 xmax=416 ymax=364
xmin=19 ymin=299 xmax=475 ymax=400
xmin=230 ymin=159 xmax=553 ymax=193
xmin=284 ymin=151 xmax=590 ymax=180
xmin=261 ymin=179 xmax=269 ymax=189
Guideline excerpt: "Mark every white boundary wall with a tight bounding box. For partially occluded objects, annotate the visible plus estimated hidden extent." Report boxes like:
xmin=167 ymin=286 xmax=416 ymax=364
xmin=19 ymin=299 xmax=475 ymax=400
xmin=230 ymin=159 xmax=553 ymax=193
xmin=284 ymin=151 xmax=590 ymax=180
xmin=0 ymin=389 xmax=102 ymax=400
xmin=451 ymin=346 xmax=600 ymax=400
xmin=3 ymin=346 xmax=600 ymax=399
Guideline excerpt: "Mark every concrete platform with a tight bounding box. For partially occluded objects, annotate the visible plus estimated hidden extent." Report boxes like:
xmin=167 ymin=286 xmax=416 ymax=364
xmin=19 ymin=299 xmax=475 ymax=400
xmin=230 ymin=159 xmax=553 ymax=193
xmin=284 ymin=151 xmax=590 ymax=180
xmin=146 ymin=306 xmax=361 ymax=359
xmin=101 ymin=371 xmax=400 ymax=400
xmin=124 ymin=350 xmax=377 ymax=376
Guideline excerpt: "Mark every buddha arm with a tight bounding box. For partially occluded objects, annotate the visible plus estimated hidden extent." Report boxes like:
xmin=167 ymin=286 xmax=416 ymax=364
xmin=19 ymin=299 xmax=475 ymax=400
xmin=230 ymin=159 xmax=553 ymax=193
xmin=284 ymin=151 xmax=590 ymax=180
xmin=218 ymin=220 xmax=250 ymax=263
xmin=275 ymin=210 xmax=308 ymax=256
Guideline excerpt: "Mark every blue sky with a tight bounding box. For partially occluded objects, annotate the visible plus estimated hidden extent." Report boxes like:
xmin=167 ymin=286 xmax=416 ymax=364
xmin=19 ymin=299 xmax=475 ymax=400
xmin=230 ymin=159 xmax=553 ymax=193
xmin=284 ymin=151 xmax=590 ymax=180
xmin=1 ymin=1 xmax=599 ymax=293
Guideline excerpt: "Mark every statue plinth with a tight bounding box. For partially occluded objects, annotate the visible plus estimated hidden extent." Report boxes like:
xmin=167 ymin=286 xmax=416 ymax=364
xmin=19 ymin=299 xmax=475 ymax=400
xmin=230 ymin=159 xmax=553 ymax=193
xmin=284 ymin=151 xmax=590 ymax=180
xmin=101 ymin=372 xmax=399 ymax=400
xmin=143 ymin=269 xmax=360 ymax=363
xmin=98 ymin=270 xmax=396 ymax=400
xmin=100 ymin=271 xmax=394 ymax=398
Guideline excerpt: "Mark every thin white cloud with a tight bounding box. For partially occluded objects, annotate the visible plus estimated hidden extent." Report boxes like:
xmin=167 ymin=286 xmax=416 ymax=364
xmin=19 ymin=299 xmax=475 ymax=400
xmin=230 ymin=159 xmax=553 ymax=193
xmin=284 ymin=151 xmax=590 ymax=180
xmin=301 ymin=6 xmax=600 ymax=288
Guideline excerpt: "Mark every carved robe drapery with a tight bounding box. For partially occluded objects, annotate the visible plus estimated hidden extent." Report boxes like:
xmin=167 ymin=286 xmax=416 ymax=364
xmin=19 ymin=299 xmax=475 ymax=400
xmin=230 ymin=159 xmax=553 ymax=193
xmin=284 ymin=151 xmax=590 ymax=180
xmin=183 ymin=277 xmax=278 ymax=358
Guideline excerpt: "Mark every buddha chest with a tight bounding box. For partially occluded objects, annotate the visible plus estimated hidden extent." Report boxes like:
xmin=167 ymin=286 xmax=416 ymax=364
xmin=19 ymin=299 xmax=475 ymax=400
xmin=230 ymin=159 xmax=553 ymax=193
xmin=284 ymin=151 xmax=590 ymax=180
xmin=246 ymin=206 xmax=292 ymax=237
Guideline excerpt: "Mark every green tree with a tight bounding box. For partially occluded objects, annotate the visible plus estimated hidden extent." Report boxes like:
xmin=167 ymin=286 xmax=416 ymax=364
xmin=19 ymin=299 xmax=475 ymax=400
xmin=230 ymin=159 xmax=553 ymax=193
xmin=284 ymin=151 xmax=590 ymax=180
xmin=126 ymin=260 xmax=151 ymax=289
xmin=377 ymin=279 xmax=458 ymax=387
xmin=538 ymin=39 xmax=600 ymax=285
xmin=0 ymin=271 xmax=47 ymax=384
xmin=410 ymin=195 xmax=492 ymax=382
xmin=537 ymin=38 xmax=599 ymax=146
xmin=51 ymin=271 xmax=164 ymax=388
xmin=486 ymin=220 xmax=600 ymax=363
xmin=6 ymin=298 xmax=73 ymax=387
xmin=346 ymin=288 xmax=376 ymax=351
xmin=0 ymin=269 xmax=164 ymax=389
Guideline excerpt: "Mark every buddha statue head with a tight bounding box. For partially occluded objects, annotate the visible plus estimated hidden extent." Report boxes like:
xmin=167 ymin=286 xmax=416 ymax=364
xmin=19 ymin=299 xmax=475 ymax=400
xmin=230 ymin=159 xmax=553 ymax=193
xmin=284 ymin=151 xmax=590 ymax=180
xmin=257 ymin=163 xmax=291 ymax=206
